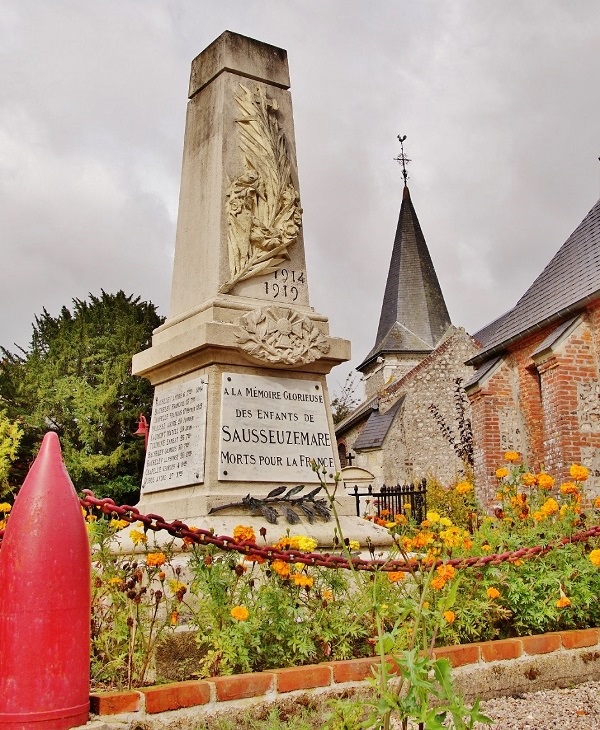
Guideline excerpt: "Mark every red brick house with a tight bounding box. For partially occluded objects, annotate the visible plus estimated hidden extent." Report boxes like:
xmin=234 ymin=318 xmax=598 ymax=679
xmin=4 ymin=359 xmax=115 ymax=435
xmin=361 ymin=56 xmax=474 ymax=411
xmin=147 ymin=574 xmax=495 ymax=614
xmin=465 ymin=196 xmax=600 ymax=505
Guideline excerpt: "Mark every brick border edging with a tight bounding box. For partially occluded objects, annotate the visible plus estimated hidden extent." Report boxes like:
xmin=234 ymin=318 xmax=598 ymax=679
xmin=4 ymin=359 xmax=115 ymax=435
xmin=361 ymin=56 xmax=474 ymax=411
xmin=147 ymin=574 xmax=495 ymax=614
xmin=90 ymin=628 xmax=600 ymax=716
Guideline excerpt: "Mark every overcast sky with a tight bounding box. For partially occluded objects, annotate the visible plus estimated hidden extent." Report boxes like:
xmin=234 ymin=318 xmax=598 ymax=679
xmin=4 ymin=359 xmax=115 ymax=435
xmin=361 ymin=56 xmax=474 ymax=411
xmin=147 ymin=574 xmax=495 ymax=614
xmin=2 ymin=1 xmax=599 ymax=399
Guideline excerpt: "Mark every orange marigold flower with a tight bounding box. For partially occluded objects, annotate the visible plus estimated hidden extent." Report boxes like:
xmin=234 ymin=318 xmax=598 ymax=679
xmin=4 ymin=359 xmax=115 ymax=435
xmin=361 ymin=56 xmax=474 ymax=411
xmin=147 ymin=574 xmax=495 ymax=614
xmin=233 ymin=525 xmax=256 ymax=543
xmin=412 ymin=531 xmax=435 ymax=549
xmin=541 ymin=497 xmax=559 ymax=516
xmin=495 ymin=467 xmax=509 ymax=479
xmin=589 ymin=549 xmax=600 ymax=566
xmin=431 ymin=576 xmax=446 ymax=590
xmin=522 ymin=472 xmax=537 ymax=487
xmin=230 ymin=605 xmax=249 ymax=621
xmin=271 ymin=559 xmax=290 ymax=577
xmin=537 ymin=473 xmax=555 ymax=490
xmin=570 ymin=464 xmax=589 ymax=482
xmin=322 ymin=590 xmax=333 ymax=602
xmin=486 ymin=587 xmax=500 ymax=599
xmin=594 ymin=497 xmax=600 ymax=509
xmin=560 ymin=482 xmax=579 ymax=495
xmin=443 ymin=610 xmax=456 ymax=624
xmin=481 ymin=544 xmax=492 ymax=553
xmin=387 ymin=571 xmax=405 ymax=583
xmin=292 ymin=573 xmax=314 ymax=588
xmin=394 ymin=514 xmax=408 ymax=525
xmin=245 ymin=554 xmax=266 ymax=564
xmin=556 ymin=588 xmax=571 ymax=608
xmin=436 ymin=564 xmax=456 ymax=581
xmin=170 ymin=611 xmax=179 ymax=626
xmin=455 ymin=481 xmax=473 ymax=494
xmin=380 ymin=509 xmax=390 ymax=517
xmin=146 ymin=552 xmax=166 ymax=567
xmin=462 ymin=538 xmax=473 ymax=551
xmin=504 ymin=451 xmax=520 ymax=463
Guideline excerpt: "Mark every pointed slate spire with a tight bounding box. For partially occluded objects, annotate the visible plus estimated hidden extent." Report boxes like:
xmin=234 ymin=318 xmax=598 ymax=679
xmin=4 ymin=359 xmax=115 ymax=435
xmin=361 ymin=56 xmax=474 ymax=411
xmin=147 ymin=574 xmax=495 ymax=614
xmin=357 ymin=184 xmax=451 ymax=372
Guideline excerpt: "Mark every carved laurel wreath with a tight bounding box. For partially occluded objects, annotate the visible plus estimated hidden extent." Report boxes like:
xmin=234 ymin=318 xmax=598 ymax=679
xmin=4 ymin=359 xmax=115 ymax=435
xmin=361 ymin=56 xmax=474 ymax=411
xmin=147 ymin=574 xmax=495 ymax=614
xmin=236 ymin=307 xmax=330 ymax=365
xmin=219 ymin=84 xmax=303 ymax=294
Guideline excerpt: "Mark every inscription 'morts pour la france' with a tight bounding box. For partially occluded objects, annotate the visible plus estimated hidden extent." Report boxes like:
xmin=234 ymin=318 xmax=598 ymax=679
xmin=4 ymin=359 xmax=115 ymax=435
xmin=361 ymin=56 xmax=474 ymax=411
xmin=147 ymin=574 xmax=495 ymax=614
xmin=219 ymin=372 xmax=336 ymax=482
xmin=142 ymin=376 xmax=208 ymax=493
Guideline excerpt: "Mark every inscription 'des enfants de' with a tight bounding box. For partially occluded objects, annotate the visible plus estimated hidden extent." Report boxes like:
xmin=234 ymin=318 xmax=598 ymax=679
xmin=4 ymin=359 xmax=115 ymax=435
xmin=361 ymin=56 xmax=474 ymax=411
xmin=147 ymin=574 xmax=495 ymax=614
xmin=219 ymin=373 xmax=336 ymax=482
xmin=142 ymin=376 xmax=208 ymax=493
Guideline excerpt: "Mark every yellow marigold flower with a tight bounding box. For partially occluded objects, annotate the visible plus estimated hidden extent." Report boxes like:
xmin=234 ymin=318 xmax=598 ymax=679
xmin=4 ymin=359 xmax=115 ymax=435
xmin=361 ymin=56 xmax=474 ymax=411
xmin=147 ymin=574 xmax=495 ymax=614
xmin=532 ymin=511 xmax=544 ymax=522
xmin=0 ymin=519 xmax=6 ymax=530
xmin=443 ymin=610 xmax=456 ymax=624
xmin=402 ymin=502 xmax=411 ymax=511
xmin=559 ymin=482 xmax=579 ymax=495
xmin=495 ymin=467 xmax=509 ymax=479
xmin=387 ymin=571 xmax=405 ymax=583
xmin=230 ymin=605 xmax=249 ymax=621
xmin=146 ymin=552 xmax=166 ymax=567
xmin=322 ymin=590 xmax=333 ymax=602
xmin=169 ymin=579 xmax=186 ymax=594
xmin=426 ymin=511 xmax=441 ymax=523
xmin=537 ymin=473 xmax=555 ymax=490
xmin=486 ymin=587 xmax=500 ymax=599
xmin=589 ymin=549 xmax=600 ymax=566
xmin=559 ymin=504 xmax=570 ymax=518
xmin=86 ymin=514 xmax=97 ymax=523
xmin=522 ymin=472 xmax=537 ymax=487
xmin=436 ymin=564 xmax=456 ymax=581
xmin=233 ymin=525 xmax=256 ymax=543
xmin=348 ymin=540 xmax=361 ymax=551
xmin=280 ymin=535 xmax=318 ymax=552
xmin=385 ymin=522 xmax=395 ymax=529
xmin=108 ymin=577 xmax=124 ymax=586
xmin=431 ymin=576 xmax=446 ymax=590
xmin=422 ymin=601 xmax=430 ymax=609
xmin=130 ymin=529 xmax=147 ymax=545
xmin=455 ymin=481 xmax=472 ymax=494
xmin=272 ymin=559 xmax=290 ymax=577
xmin=541 ymin=497 xmax=559 ymax=516
xmin=440 ymin=517 xmax=453 ymax=527
xmin=0 ymin=503 xmax=12 ymax=513
xmin=109 ymin=518 xmax=129 ymax=531
xmin=504 ymin=451 xmax=520 ymax=463
xmin=570 ymin=464 xmax=589 ymax=482
xmin=481 ymin=544 xmax=492 ymax=553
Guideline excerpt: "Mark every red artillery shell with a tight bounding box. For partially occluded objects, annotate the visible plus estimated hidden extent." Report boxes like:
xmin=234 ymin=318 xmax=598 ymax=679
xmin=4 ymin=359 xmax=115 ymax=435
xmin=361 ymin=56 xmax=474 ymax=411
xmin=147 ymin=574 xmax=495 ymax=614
xmin=0 ymin=432 xmax=90 ymax=729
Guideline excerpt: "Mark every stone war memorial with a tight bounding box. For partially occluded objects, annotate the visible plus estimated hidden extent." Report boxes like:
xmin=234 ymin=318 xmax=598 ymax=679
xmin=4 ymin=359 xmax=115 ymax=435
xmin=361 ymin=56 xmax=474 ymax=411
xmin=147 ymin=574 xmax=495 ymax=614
xmin=132 ymin=31 xmax=389 ymax=546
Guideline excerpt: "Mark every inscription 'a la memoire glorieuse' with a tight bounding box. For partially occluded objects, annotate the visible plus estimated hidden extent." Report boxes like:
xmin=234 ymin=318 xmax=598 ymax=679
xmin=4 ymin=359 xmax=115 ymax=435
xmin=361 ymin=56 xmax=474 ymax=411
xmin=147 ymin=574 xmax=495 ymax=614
xmin=220 ymin=84 xmax=303 ymax=294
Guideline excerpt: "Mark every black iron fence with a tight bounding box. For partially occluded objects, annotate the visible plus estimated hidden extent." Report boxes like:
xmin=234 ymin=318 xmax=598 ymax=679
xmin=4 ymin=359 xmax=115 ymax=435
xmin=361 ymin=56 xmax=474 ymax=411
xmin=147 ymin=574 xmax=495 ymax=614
xmin=351 ymin=480 xmax=427 ymax=524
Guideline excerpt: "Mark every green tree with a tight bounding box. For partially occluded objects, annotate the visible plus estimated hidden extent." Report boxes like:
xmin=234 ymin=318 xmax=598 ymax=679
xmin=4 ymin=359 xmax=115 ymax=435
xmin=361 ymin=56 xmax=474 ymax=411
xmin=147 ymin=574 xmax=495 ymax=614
xmin=0 ymin=291 xmax=163 ymax=503
xmin=0 ymin=407 xmax=23 ymax=498
xmin=330 ymin=371 xmax=360 ymax=425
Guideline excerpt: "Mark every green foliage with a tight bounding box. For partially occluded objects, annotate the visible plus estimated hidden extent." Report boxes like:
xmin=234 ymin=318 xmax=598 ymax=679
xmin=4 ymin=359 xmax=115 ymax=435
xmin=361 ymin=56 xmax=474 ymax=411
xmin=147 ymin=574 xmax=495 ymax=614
xmin=0 ymin=407 xmax=22 ymax=498
xmin=0 ymin=291 xmax=163 ymax=501
xmin=426 ymin=477 xmax=476 ymax=530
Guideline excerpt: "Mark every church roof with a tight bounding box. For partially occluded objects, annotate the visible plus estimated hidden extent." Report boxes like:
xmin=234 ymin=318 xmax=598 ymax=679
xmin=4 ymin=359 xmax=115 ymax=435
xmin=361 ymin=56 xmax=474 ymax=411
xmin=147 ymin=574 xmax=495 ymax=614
xmin=357 ymin=185 xmax=452 ymax=372
xmin=468 ymin=196 xmax=600 ymax=367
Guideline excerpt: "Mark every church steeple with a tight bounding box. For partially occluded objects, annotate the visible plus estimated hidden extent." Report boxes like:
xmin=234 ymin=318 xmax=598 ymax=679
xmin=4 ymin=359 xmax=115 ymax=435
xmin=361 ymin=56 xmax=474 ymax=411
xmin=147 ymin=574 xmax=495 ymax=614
xmin=357 ymin=139 xmax=451 ymax=380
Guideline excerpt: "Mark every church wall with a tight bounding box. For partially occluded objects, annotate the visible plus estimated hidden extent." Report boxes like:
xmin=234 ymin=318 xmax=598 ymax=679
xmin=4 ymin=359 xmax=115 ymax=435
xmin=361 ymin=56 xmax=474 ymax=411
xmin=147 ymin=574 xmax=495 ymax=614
xmin=378 ymin=330 xmax=479 ymax=487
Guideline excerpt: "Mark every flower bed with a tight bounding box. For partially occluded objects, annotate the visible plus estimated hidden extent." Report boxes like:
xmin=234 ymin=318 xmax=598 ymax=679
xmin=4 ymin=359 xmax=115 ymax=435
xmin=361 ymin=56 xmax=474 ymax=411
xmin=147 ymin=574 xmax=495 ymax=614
xmin=89 ymin=627 xmax=600 ymax=728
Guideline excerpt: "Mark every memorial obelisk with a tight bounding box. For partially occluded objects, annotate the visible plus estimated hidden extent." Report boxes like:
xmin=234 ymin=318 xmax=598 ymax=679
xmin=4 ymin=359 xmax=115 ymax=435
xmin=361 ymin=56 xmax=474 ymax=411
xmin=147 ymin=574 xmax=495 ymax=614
xmin=132 ymin=31 xmax=389 ymax=545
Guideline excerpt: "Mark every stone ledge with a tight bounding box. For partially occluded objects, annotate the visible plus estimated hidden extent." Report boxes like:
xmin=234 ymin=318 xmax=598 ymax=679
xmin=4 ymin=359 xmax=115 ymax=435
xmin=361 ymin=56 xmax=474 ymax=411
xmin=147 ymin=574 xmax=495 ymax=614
xmin=87 ymin=628 xmax=600 ymax=728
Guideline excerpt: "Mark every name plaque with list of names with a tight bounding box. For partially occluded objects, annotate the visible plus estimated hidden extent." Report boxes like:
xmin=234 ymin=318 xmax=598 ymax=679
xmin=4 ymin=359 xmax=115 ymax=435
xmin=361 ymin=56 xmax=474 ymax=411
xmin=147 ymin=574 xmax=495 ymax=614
xmin=219 ymin=372 xmax=336 ymax=482
xmin=142 ymin=376 xmax=208 ymax=493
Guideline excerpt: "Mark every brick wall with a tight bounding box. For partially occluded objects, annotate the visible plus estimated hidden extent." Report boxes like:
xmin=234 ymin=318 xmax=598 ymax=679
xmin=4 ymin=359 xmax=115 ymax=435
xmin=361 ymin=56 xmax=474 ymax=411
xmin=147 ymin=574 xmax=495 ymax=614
xmin=469 ymin=305 xmax=600 ymax=503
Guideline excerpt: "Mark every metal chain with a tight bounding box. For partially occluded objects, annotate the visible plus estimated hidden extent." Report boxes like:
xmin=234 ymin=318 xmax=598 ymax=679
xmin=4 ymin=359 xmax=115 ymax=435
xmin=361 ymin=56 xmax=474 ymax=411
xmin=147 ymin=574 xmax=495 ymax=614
xmin=71 ymin=490 xmax=600 ymax=573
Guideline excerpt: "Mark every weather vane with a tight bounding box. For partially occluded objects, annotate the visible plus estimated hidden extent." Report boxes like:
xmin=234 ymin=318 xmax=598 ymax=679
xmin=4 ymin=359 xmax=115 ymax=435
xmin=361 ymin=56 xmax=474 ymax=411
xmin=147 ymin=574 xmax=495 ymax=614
xmin=394 ymin=134 xmax=411 ymax=185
